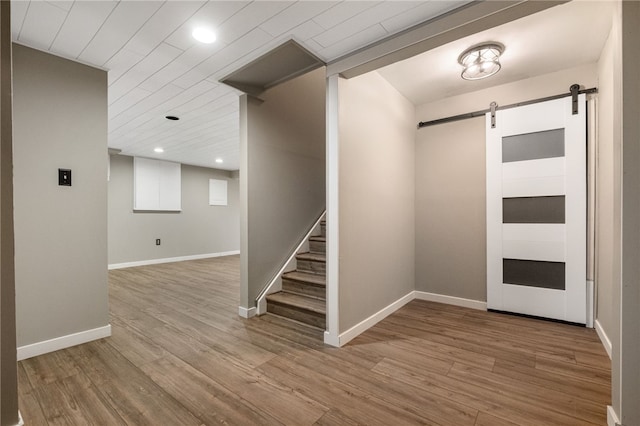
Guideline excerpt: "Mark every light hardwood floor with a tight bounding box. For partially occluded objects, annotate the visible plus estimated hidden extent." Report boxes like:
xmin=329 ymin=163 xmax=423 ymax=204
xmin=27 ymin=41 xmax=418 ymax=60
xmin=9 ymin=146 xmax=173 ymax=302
xmin=18 ymin=256 xmax=611 ymax=425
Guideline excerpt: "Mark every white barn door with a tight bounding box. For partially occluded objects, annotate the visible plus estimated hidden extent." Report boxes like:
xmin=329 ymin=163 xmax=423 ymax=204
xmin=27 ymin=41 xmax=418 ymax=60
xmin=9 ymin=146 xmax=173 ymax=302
xmin=486 ymin=95 xmax=586 ymax=324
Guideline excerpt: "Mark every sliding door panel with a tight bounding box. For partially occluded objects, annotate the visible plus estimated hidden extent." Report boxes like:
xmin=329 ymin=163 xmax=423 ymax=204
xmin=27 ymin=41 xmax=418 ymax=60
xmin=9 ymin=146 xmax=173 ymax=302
xmin=486 ymin=95 xmax=586 ymax=323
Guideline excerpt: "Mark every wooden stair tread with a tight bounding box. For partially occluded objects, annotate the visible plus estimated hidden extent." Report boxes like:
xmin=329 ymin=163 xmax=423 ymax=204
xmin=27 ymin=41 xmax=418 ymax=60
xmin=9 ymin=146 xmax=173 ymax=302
xmin=265 ymin=219 xmax=327 ymax=329
xmin=296 ymin=252 xmax=326 ymax=262
xmin=266 ymin=292 xmax=326 ymax=314
xmin=282 ymin=271 xmax=325 ymax=286
xmin=264 ymin=313 xmax=324 ymax=331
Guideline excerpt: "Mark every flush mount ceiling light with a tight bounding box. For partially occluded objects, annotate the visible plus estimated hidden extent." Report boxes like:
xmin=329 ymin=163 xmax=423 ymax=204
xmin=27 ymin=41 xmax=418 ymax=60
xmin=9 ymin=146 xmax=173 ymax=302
xmin=154 ymin=147 xmax=164 ymax=153
xmin=192 ymin=27 xmax=216 ymax=44
xmin=458 ymin=43 xmax=504 ymax=81
xmin=215 ymin=158 xmax=223 ymax=164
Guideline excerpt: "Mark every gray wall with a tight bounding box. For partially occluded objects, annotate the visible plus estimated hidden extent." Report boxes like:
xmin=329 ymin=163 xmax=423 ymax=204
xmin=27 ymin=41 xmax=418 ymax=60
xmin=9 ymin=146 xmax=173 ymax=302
xmin=414 ymin=64 xmax=598 ymax=303
xmin=415 ymin=117 xmax=486 ymax=301
xmin=108 ymin=155 xmax=240 ymax=265
xmin=12 ymin=44 xmax=109 ymax=347
xmin=240 ymin=67 xmax=326 ymax=309
xmin=337 ymin=71 xmax=415 ymax=331
xmin=595 ymin=23 xmax=618 ymax=348
xmin=1 ymin=5 xmax=18 ymax=424
xmin=618 ymin=1 xmax=640 ymax=421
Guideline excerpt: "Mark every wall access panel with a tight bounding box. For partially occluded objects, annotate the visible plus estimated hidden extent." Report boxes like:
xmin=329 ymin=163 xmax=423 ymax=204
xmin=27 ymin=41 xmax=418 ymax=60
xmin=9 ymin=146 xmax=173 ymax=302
xmin=133 ymin=157 xmax=181 ymax=211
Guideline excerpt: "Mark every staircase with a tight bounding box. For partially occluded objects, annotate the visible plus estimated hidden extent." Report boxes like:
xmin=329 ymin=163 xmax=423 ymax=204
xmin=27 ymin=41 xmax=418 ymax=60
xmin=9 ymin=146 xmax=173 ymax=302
xmin=266 ymin=221 xmax=326 ymax=329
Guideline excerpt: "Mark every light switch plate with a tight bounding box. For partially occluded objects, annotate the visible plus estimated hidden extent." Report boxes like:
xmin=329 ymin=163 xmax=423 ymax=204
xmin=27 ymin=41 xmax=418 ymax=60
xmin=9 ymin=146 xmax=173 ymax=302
xmin=58 ymin=169 xmax=71 ymax=186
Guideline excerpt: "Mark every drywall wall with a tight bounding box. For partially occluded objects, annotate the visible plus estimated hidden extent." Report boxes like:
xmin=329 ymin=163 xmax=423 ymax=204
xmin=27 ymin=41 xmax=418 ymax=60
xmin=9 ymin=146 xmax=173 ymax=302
xmin=618 ymin=1 xmax=640 ymax=422
xmin=595 ymin=24 xmax=617 ymax=349
xmin=414 ymin=63 xmax=598 ymax=302
xmin=12 ymin=45 xmax=109 ymax=348
xmin=0 ymin=4 xmax=18 ymax=424
xmin=108 ymin=155 xmax=240 ymax=265
xmin=240 ymin=67 xmax=326 ymax=309
xmin=337 ymin=71 xmax=415 ymax=331
xmin=415 ymin=117 xmax=486 ymax=301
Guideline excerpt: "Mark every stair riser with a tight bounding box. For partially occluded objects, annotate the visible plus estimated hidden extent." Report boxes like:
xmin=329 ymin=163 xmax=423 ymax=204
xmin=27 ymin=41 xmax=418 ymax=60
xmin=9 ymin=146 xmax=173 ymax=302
xmin=267 ymin=303 xmax=325 ymax=328
xmin=296 ymin=259 xmax=326 ymax=275
xmin=309 ymin=240 xmax=326 ymax=253
xmin=283 ymin=279 xmax=326 ymax=299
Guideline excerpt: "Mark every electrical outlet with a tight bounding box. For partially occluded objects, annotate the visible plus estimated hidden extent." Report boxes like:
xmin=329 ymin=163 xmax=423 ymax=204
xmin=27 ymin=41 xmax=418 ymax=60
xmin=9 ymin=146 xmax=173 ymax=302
xmin=156 ymin=239 xmax=161 ymax=246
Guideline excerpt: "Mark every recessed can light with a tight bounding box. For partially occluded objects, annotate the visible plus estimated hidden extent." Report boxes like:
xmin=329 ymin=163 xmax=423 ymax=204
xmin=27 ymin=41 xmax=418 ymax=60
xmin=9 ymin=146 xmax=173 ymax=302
xmin=215 ymin=158 xmax=223 ymax=164
xmin=165 ymin=115 xmax=180 ymax=121
xmin=154 ymin=147 xmax=164 ymax=153
xmin=192 ymin=27 xmax=216 ymax=44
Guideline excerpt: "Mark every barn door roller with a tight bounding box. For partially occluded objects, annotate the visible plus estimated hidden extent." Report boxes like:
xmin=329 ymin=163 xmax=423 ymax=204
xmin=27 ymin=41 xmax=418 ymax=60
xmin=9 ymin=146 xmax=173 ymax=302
xmin=490 ymin=102 xmax=498 ymax=128
xmin=570 ymin=84 xmax=580 ymax=115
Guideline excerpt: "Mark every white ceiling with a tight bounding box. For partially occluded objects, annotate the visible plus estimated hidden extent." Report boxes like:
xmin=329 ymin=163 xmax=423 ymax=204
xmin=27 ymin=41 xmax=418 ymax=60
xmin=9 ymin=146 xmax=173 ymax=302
xmin=11 ymin=0 xmax=470 ymax=170
xmin=378 ymin=0 xmax=615 ymax=106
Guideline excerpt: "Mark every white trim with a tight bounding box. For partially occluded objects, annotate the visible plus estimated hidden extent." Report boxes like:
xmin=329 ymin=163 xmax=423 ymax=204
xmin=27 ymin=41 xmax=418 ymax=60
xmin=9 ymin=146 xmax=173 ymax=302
xmin=108 ymin=250 xmax=240 ymax=270
xmin=238 ymin=306 xmax=256 ymax=318
xmin=17 ymin=325 xmax=111 ymax=361
xmin=257 ymin=298 xmax=267 ymax=316
xmin=255 ymin=213 xmax=324 ymax=315
xmin=325 ymin=292 xmax=414 ymax=347
xmin=595 ymin=319 xmax=612 ymax=359
xmin=324 ymin=74 xmax=340 ymax=346
xmin=586 ymin=280 xmax=594 ymax=328
xmin=15 ymin=411 xmax=23 ymax=426
xmin=607 ymin=405 xmax=620 ymax=426
xmin=323 ymin=331 xmax=340 ymax=347
xmin=323 ymin=290 xmax=489 ymax=347
xmin=414 ymin=291 xmax=487 ymax=311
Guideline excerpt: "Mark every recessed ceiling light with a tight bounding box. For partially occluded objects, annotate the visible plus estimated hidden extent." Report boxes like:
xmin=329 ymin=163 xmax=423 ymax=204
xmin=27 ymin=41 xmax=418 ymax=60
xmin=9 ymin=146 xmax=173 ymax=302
xmin=154 ymin=147 xmax=164 ymax=153
xmin=215 ymin=158 xmax=223 ymax=164
xmin=165 ymin=115 xmax=179 ymax=121
xmin=192 ymin=27 xmax=216 ymax=44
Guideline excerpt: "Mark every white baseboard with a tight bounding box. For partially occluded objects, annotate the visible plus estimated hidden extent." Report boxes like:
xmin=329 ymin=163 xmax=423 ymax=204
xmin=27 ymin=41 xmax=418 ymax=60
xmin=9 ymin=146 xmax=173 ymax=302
xmin=323 ymin=330 xmax=340 ymax=347
xmin=414 ymin=291 xmax=487 ymax=311
xmin=15 ymin=410 xmax=23 ymax=426
xmin=331 ymin=291 xmax=415 ymax=347
xmin=108 ymin=250 xmax=240 ymax=270
xmin=17 ymin=325 xmax=111 ymax=361
xmin=238 ymin=306 xmax=256 ymax=318
xmin=595 ymin=319 xmax=612 ymax=359
xmin=322 ymin=291 xmax=487 ymax=347
xmin=607 ymin=405 xmax=620 ymax=426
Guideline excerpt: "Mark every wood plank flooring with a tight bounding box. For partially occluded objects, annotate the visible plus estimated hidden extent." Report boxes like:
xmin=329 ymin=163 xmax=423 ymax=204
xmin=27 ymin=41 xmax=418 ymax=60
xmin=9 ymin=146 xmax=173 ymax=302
xmin=18 ymin=255 xmax=611 ymax=425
